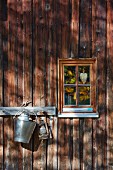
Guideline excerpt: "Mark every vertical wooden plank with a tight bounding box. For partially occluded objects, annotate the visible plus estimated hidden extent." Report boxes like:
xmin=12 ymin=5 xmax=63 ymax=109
xmin=56 ymin=0 xmax=70 ymax=58
xmin=0 ymin=1 xmax=2 ymax=20
xmin=64 ymin=119 xmax=71 ymax=170
xmin=50 ymin=0 xmax=57 ymax=106
xmin=67 ymin=118 xmax=73 ymax=170
xmin=56 ymin=0 xmax=62 ymax=59
xmin=52 ymin=117 xmax=58 ymax=170
xmin=79 ymin=0 xmax=92 ymax=58
xmin=22 ymin=0 xmax=33 ymax=169
xmin=44 ymin=0 xmax=57 ymax=107
xmin=7 ymin=1 xmax=16 ymax=106
xmin=2 ymin=1 xmax=8 ymax=169
xmin=16 ymin=0 xmax=24 ymax=169
xmin=44 ymin=0 xmax=51 ymax=107
xmin=92 ymin=0 xmax=107 ymax=169
xmin=92 ymin=119 xmax=97 ymax=170
xmin=1 ymin=0 xmax=7 ymax=21
xmin=71 ymin=0 xmax=79 ymax=57
xmin=46 ymin=117 xmax=58 ymax=170
xmin=92 ymin=0 xmax=96 ymax=58
xmin=72 ymin=119 xmax=80 ymax=170
xmin=92 ymin=1 xmax=97 ymax=169
xmin=0 ymin=116 xmax=3 ymax=170
xmin=79 ymin=119 xmax=84 ymax=170
xmin=33 ymin=0 xmax=47 ymax=169
xmin=58 ymin=119 xmax=73 ymax=170
xmin=33 ymin=0 xmax=45 ymax=107
xmin=16 ymin=0 xmax=24 ymax=106
xmin=83 ymin=119 xmax=93 ymax=169
xmin=58 ymin=119 xmax=65 ymax=170
xmin=2 ymin=4 xmax=8 ymax=108
xmin=107 ymin=0 xmax=113 ymax=169
xmin=46 ymin=0 xmax=58 ymax=169
xmin=61 ymin=0 xmax=70 ymax=58
xmin=23 ymin=0 xmax=32 ymax=103
xmin=3 ymin=0 xmax=20 ymax=169
xmin=0 ymin=11 xmax=3 ymax=105
xmin=32 ymin=0 xmax=39 ymax=106
xmin=0 ymin=17 xmax=4 ymax=170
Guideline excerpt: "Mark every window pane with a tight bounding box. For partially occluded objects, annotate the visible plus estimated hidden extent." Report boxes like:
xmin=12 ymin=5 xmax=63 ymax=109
xmin=78 ymin=86 xmax=90 ymax=105
xmin=78 ymin=66 xmax=90 ymax=84
xmin=64 ymin=86 xmax=76 ymax=105
xmin=64 ymin=66 xmax=76 ymax=84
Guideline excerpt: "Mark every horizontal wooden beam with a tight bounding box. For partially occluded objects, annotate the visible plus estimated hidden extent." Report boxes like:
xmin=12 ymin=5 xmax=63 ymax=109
xmin=0 ymin=107 xmax=56 ymax=116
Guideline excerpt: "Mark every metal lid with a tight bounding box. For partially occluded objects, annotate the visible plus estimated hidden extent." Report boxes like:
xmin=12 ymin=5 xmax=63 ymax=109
xmin=18 ymin=113 xmax=29 ymax=121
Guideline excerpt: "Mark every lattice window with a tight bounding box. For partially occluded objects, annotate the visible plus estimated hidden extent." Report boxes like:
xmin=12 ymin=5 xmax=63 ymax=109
xmin=58 ymin=58 xmax=98 ymax=117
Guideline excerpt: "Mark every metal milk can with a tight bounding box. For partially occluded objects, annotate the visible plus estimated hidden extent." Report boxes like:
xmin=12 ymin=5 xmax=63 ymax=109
xmin=14 ymin=112 xmax=36 ymax=143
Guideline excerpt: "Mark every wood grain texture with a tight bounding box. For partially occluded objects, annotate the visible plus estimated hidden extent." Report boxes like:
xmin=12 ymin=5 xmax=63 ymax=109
xmin=83 ymin=119 xmax=93 ymax=169
xmin=23 ymin=0 xmax=32 ymax=104
xmin=72 ymin=119 xmax=80 ymax=170
xmin=45 ymin=0 xmax=52 ymax=106
xmin=16 ymin=0 xmax=23 ymax=106
xmin=58 ymin=118 xmax=73 ymax=170
xmin=58 ymin=119 xmax=65 ymax=170
xmin=79 ymin=119 xmax=84 ymax=170
xmin=1 ymin=0 xmax=7 ymax=21
xmin=0 ymin=15 xmax=3 ymax=106
xmin=46 ymin=0 xmax=58 ymax=169
xmin=0 ymin=18 xmax=4 ymax=170
xmin=47 ymin=117 xmax=58 ymax=170
xmin=33 ymin=0 xmax=45 ymax=107
xmin=92 ymin=0 xmax=107 ymax=169
xmin=79 ymin=1 xmax=93 ymax=170
xmin=0 ymin=0 xmax=111 ymax=170
xmin=33 ymin=1 xmax=47 ymax=169
xmin=2 ymin=1 xmax=8 ymax=169
xmin=71 ymin=0 xmax=79 ymax=57
xmin=107 ymin=0 xmax=113 ymax=168
xmin=0 ymin=1 xmax=2 ymax=20
xmin=3 ymin=1 xmax=19 ymax=169
xmin=61 ymin=0 xmax=70 ymax=58
xmin=79 ymin=0 xmax=92 ymax=58
xmin=16 ymin=1 xmax=24 ymax=168
xmin=0 ymin=117 xmax=3 ymax=170
xmin=21 ymin=0 xmax=33 ymax=169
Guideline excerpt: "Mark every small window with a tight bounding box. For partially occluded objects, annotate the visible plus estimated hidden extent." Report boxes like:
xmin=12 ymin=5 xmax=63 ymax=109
xmin=58 ymin=58 xmax=98 ymax=118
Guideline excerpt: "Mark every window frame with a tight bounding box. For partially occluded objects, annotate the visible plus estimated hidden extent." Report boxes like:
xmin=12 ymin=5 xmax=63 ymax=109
xmin=58 ymin=58 xmax=98 ymax=118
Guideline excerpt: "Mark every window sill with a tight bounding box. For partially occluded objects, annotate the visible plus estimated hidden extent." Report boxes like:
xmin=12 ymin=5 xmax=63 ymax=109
xmin=58 ymin=112 xmax=99 ymax=118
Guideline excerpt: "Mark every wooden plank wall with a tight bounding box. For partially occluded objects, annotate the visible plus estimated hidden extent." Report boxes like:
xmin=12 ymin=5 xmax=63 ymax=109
xmin=0 ymin=0 xmax=112 ymax=169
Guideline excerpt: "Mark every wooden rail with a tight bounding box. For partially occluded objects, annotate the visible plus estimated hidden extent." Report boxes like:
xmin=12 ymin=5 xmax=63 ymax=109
xmin=0 ymin=107 xmax=56 ymax=116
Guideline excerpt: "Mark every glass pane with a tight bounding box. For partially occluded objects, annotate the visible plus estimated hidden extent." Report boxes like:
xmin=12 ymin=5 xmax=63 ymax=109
xmin=78 ymin=66 xmax=90 ymax=84
xmin=64 ymin=66 xmax=76 ymax=84
xmin=78 ymin=86 xmax=90 ymax=105
xmin=64 ymin=86 xmax=76 ymax=105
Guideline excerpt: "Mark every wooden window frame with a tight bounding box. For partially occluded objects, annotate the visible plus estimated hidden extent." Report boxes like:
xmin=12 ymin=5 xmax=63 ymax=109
xmin=58 ymin=58 xmax=99 ymax=118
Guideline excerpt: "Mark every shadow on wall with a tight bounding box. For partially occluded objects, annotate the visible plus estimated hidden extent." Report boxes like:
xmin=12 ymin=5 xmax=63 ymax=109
xmin=21 ymin=124 xmax=41 ymax=152
xmin=0 ymin=0 xmax=7 ymax=21
xmin=21 ymin=121 xmax=54 ymax=151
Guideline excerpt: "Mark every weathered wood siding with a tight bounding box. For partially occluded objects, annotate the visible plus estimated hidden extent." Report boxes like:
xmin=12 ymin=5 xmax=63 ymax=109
xmin=0 ymin=0 xmax=112 ymax=169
